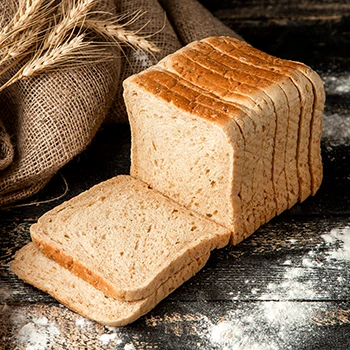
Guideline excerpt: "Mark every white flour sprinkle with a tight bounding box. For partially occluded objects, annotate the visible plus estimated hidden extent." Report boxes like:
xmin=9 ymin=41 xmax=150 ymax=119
xmin=321 ymin=226 xmax=350 ymax=261
xmin=124 ymin=343 xmax=136 ymax=350
xmin=17 ymin=318 xmax=60 ymax=350
xmin=193 ymin=263 xmax=319 ymax=350
xmin=34 ymin=317 xmax=48 ymax=326
xmin=75 ymin=317 xmax=86 ymax=327
xmin=192 ymin=224 xmax=350 ymax=349
xmin=99 ymin=332 xmax=123 ymax=346
xmin=322 ymin=112 xmax=350 ymax=146
xmin=100 ymin=333 xmax=118 ymax=345
xmin=202 ymin=300 xmax=316 ymax=350
xmin=323 ymin=75 xmax=350 ymax=94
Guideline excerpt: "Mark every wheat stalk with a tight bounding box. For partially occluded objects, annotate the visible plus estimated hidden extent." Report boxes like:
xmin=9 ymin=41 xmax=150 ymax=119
xmin=0 ymin=0 xmax=160 ymax=92
xmin=0 ymin=0 xmax=57 ymax=76
xmin=45 ymin=0 xmax=96 ymax=48
xmin=83 ymin=19 xmax=160 ymax=53
xmin=0 ymin=0 xmax=54 ymax=46
xmin=0 ymin=34 xmax=109 ymax=93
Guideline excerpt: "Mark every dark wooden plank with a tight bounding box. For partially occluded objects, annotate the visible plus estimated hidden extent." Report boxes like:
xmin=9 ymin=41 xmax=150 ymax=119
xmin=1 ymin=301 xmax=349 ymax=349
xmin=200 ymin=0 xmax=350 ymax=66
xmin=200 ymin=0 xmax=350 ymax=19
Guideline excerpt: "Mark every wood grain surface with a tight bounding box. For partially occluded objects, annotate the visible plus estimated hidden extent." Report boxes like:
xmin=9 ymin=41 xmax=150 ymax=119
xmin=1 ymin=1 xmax=350 ymax=349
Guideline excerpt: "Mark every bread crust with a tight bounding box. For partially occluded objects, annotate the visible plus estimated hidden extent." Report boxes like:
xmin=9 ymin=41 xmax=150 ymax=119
xmin=205 ymin=37 xmax=298 ymax=213
xmin=218 ymin=37 xmax=315 ymax=202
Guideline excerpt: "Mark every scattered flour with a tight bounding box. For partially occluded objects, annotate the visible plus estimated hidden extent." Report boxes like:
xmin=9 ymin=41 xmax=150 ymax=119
xmin=198 ymin=300 xmax=317 ymax=350
xmin=191 ymin=223 xmax=350 ymax=349
xmin=323 ymin=75 xmax=350 ymax=94
xmin=124 ymin=343 xmax=136 ymax=350
xmin=322 ymin=112 xmax=350 ymax=146
xmin=321 ymin=226 xmax=350 ymax=261
xmin=321 ymin=74 xmax=350 ymax=146
xmin=16 ymin=317 xmax=60 ymax=350
xmin=99 ymin=331 xmax=123 ymax=346
xmin=75 ymin=317 xmax=87 ymax=327
xmin=100 ymin=333 xmax=117 ymax=345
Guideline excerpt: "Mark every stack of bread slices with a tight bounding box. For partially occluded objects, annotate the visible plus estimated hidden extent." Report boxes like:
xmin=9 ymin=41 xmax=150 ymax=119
xmin=11 ymin=37 xmax=325 ymax=326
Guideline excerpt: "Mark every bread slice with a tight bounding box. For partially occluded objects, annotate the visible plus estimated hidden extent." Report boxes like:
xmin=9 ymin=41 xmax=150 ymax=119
xmin=213 ymin=37 xmax=316 ymax=202
xmin=123 ymin=36 xmax=325 ymax=244
xmin=10 ymin=243 xmax=209 ymax=326
xmin=30 ymin=175 xmax=230 ymax=301
xmin=144 ymin=69 xmax=264 ymax=236
xmin=201 ymin=37 xmax=302 ymax=207
xmin=229 ymin=39 xmax=325 ymax=195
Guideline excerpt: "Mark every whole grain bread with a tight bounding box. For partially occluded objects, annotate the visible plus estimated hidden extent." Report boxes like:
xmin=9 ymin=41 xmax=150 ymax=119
xmin=123 ymin=36 xmax=325 ymax=244
xmin=10 ymin=243 xmax=209 ymax=326
xmin=30 ymin=175 xmax=230 ymax=301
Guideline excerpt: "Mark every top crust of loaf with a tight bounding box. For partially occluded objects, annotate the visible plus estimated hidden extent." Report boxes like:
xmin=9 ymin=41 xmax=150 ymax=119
xmin=30 ymin=175 xmax=230 ymax=301
xmin=123 ymin=37 xmax=303 ymax=122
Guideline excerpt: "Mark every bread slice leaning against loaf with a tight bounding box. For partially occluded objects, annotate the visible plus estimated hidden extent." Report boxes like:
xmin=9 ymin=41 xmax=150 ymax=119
xmin=10 ymin=243 xmax=210 ymax=327
xmin=30 ymin=175 xmax=230 ymax=301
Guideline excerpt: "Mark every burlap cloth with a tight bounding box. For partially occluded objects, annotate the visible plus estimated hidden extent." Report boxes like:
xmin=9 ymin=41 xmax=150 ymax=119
xmin=0 ymin=0 xmax=240 ymax=207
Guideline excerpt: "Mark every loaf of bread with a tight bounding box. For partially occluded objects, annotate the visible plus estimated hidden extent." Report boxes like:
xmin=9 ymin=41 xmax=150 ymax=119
xmin=30 ymin=175 xmax=230 ymax=301
xmin=123 ymin=36 xmax=325 ymax=245
xmin=10 ymin=243 xmax=209 ymax=326
xmin=11 ymin=36 xmax=325 ymax=327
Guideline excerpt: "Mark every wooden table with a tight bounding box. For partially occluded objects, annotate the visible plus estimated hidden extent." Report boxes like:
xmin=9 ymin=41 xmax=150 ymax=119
xmin=1 ymin=1 xmax=350 ymax=349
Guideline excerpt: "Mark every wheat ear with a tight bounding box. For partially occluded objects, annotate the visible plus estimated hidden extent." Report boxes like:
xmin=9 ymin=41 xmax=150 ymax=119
xmin=0 ymin=34 xmax=107 ymax=93
xmin=0 ymin=0 xmax=57 ymax=74
xmin=0 ymin=0 xmax=51 ymax=46
xmin=0 ymin=0 xmax=161 ymax=92
xmin=46 ymin=0 xmax=96 ymax=48
xmin=83 ymin=19 xmax=160 ymax=53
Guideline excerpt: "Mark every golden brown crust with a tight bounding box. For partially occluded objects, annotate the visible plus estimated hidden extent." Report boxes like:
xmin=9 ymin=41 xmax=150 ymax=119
xmin=31 ymin=231 xmax=121 ymax=299
xmin=133 ymin=70 xmax=232 ymax=127
xmin=217 ymin=37 xmax=312 ymax=201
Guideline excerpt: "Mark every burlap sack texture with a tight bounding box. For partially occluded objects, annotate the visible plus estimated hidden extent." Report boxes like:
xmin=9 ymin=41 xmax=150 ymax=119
xmin=0 ymin=0 xmax=240 ymax=207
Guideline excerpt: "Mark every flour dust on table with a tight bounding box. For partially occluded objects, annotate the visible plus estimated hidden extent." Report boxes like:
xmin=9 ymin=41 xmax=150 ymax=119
xmin=158 ymin=224 xmax=350 ymax=350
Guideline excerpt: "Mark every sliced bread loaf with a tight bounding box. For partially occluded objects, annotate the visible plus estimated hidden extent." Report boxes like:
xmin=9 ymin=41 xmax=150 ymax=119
xmin=123 ymin=36 xmax=325 ymax=244
xmin=10 ymin=243 xmax=209 ymax=326
xmin=228 ymin=38 xmax=326 ymax=195
xmin=30 ymin=175 xmax=230 ymax=301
